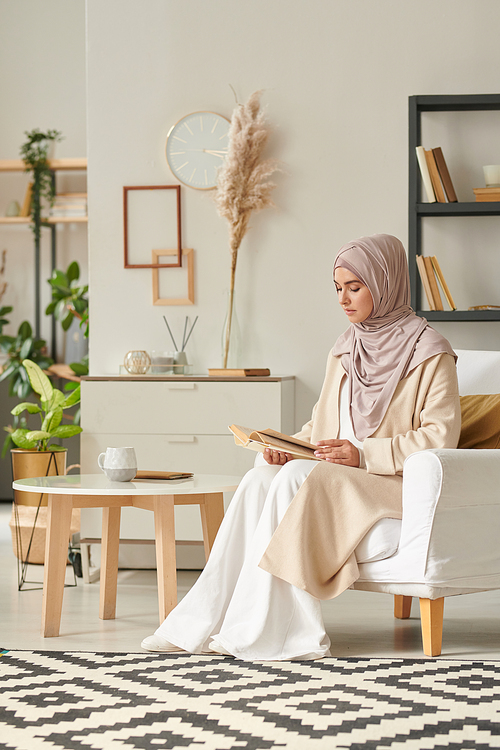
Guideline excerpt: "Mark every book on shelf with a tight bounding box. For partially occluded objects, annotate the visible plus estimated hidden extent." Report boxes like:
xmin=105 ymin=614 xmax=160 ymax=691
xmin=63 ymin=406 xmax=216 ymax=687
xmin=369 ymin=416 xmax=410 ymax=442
xmin=415 ymin=146 xmax=436 ymax=202
xmin=468 ymin=305 xmax=500 ymax=310
xmin=431 ymin=147 xmax=458 ymax=202
xmin=424 ymin=149 xmax=446 ymax=203
xmin=416 ymin=255 xmax=456 ymax=311
xmin=423 ymin=256 xmax=443 ymax=309
xmin=473 ymin=187 xmax=500 ymax=202
xmin=416 ymin=255 xmax=436 ymax=310
xmin=49 ymin=192 xmax=87 ymax=217
xmin=228 ymin=424 xmax=319 ymax=461
xmin=430 ymin=256 xmax=457 ymax=310
xmin=20 ymin=182 xmax=33 ymax=217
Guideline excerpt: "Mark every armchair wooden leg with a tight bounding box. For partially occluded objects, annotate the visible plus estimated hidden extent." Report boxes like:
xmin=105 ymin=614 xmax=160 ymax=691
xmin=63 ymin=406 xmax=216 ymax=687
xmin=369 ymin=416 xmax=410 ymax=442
xmin=394 ymin=595 xmax=412 ymax=619
xmin=419 ymin=597 xmax=444 ymax=656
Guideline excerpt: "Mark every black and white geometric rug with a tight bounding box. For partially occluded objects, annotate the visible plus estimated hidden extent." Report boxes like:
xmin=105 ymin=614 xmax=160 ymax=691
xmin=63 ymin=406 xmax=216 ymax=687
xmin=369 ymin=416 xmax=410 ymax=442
xmin=0 ymin=650 xmax=499 ymax=749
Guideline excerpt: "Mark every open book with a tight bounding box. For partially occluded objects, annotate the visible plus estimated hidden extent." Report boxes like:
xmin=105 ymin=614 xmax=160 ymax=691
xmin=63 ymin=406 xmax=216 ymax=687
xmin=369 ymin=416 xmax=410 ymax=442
xmin=229 ymin=424 xmax=319 ymax=460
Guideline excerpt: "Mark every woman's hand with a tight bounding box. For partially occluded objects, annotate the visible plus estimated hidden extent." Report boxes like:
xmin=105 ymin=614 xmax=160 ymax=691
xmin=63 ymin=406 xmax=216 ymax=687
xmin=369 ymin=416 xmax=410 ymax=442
xmin=314 ymin=439 xmax=360 ymax=467
xmin=263 ymin=448 xmax=294 ymax=466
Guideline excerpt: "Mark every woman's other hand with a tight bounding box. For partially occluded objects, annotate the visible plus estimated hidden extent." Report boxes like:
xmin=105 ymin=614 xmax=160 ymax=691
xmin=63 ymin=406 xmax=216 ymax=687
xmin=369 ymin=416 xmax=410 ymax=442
xmin=263 ymin=448 xmax=293 ymax=465
xmin=314 ymin=439 xmax=360 ymax=467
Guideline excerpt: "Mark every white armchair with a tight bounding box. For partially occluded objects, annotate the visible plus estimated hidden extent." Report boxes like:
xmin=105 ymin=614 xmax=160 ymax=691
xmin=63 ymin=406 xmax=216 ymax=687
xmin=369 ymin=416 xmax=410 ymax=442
xmin=351 ymin=349 xmax=500 ymax=656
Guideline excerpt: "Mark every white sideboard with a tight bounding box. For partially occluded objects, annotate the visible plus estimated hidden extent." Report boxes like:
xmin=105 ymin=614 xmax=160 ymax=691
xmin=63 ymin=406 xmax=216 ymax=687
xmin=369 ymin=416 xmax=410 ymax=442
xmin=80 ymin=375 xmax=295 ymax=568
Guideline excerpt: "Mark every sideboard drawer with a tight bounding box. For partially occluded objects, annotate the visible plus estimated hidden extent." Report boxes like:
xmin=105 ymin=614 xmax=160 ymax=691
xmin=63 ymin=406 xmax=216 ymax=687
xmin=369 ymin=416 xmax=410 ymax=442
xmin=81 ymin=432 xmax=257 ymax=476
xmin=82 ymin=381 xmax=289 ymax=435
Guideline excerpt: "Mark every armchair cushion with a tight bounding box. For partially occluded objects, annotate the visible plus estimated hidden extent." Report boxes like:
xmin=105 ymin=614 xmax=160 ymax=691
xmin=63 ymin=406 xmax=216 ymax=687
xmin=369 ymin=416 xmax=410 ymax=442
xmin=354 ymin=518 xmax=401 ymax=563
xmin=458 ymin=394 xmax=500 ymax=449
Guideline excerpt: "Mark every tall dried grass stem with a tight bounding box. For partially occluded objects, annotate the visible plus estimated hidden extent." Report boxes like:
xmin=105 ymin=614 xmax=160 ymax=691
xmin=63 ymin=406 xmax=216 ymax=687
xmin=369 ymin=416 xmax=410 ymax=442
xmin=215 ymin=91 xmax=279 ymax=367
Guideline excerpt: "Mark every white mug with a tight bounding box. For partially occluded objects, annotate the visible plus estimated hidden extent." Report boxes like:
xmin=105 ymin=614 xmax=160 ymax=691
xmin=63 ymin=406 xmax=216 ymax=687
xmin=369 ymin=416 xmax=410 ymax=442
xmin=98 ymin=446 xmax=137 ymax=482
xmin=483 ymin=165 xmax=500 ymax=187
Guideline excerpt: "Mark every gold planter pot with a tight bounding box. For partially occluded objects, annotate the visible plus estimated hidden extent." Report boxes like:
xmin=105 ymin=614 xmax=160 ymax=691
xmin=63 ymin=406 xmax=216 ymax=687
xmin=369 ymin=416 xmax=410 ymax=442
xmin=9 ymin=449 xmax=79 ymax=566
xmin=11 ymin=449 xmax=67 ymax=507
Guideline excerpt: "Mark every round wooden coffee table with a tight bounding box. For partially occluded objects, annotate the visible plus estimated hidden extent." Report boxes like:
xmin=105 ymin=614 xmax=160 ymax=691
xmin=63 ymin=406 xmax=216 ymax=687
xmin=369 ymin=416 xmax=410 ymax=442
xmin=12 ymin=473 xmax=241 ymax=637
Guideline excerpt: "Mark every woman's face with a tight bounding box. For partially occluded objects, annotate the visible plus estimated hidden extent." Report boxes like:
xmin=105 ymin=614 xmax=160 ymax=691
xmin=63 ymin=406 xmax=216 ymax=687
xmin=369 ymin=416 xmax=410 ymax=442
xmin=334 ymin=267 xmax=373 ymax=324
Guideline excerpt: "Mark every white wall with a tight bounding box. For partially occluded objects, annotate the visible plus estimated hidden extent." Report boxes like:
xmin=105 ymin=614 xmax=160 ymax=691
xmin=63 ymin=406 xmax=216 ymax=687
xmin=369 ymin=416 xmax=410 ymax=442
xmin=87 ymin=0 xmax=500 ymax=429
xmin=0 ymin=0 xmax=87 ymax=354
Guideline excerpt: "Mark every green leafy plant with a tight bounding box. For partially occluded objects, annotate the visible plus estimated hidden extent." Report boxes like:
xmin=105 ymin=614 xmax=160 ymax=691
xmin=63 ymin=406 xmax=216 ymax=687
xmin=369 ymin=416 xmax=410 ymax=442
xmin=7 ymin=359 xmax=82 ymax=452
xmin=0 ymin=321 xmax=52 ymax=398
xmin=20 ymin=128 xmax=63 ymax=243
xmin=0 ymin=304 xmax=12 ymax=335
xmin=46 ymin=261 xmax=88 ymax=338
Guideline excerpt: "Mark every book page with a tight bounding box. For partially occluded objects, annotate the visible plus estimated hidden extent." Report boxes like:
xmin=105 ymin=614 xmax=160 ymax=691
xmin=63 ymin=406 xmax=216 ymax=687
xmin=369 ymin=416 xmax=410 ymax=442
xmin=228 ymin=425 xmax=318 ymax=460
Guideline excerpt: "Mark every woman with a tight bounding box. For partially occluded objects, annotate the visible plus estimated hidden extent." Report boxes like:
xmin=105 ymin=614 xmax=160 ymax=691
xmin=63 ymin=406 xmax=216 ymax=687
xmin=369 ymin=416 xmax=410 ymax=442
xmin=141 ymin=234 xmax=461 ymax=660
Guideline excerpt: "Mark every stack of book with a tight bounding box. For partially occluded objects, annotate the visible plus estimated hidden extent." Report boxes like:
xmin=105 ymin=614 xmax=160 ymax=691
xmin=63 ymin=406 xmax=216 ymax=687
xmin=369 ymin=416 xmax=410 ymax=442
xmin=416 ymin=146 xmax=458 ymax=203
xmin=473 ymin=187 xmax=500 ymax=202
xmin=49 ymin=193 xmax=87 ymax=218
xmin=416 ymin=255 xmax=456 ymax=311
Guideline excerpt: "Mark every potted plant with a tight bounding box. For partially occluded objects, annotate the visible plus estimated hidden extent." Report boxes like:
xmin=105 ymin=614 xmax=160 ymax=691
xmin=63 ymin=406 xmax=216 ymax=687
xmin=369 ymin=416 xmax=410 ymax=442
xmin=7 ymin=359 xmax=82 ymax=567
xmin=20 ymin=128 xmax=62 ymax=243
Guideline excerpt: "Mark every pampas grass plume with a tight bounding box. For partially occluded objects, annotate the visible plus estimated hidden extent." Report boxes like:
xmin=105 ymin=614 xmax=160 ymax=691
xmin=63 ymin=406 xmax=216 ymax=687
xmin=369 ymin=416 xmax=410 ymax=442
xmin=215 ymin=90 xmax=279 ymax=367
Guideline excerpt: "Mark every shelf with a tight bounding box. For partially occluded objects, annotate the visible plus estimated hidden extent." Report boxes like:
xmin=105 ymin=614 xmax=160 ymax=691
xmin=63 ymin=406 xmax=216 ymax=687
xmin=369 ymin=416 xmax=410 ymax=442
xmin=416 ymin=202 xmax=500 ymax=216
xmin=418 ymin=310 xmax=500 ymax=322
xmin=0 ymin=216 xmax=87 ymax=224
xmin=409 ymin=94 xmax=500 ymax=319
xmin=0 ymin=158 xmax=87 ymax=172
xmin=412 ymin=94 xmax=500 ymax=112
xmin=0 ymin=156 xmax=88 ymax=354
xmin=46 ymin=216 xmax=87 ymax=223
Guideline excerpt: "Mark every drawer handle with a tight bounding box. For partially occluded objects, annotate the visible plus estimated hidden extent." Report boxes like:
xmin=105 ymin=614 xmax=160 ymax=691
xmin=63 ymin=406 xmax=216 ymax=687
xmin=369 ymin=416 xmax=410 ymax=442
xmin=168 ymin=383 xmax=196 ymax=390
xmin=167 ymin=436 xmax=197 ymax=443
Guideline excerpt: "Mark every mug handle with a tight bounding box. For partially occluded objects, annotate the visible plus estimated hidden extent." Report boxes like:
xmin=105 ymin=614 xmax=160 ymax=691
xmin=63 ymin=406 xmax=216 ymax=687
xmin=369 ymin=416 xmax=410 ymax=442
xmin=98 ymin=453 xmax=106 ymax=471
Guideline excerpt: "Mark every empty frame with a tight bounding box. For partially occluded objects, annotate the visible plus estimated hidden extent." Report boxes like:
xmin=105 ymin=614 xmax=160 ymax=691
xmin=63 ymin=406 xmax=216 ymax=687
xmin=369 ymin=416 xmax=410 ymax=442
xmin=123 ymin=185 xmax=182 ymax=268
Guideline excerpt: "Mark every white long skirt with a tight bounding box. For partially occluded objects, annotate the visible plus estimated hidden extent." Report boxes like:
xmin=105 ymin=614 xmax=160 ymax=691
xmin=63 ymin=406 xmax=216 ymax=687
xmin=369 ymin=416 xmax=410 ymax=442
xmin=155 ymin=459 xmax=331 ymax=661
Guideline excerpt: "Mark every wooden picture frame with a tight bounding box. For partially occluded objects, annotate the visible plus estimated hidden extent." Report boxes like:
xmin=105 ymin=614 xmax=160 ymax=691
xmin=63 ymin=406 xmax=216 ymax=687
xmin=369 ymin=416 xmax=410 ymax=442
xmin=152 ymin=248 xmax=194 ymax=305
xmin=123 ymin=185 xmax=182 ymax=268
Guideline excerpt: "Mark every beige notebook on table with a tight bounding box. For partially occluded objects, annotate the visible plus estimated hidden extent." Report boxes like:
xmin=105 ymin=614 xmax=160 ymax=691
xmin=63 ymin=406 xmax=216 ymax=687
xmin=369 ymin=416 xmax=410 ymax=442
xmin=135 ymin=470 xmax=194 ymax=480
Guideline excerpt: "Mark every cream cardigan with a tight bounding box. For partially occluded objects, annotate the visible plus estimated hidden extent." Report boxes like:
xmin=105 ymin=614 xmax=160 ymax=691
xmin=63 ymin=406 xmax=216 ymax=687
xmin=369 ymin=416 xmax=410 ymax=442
xmin=259 ymin=351 xmax=461 ymax=599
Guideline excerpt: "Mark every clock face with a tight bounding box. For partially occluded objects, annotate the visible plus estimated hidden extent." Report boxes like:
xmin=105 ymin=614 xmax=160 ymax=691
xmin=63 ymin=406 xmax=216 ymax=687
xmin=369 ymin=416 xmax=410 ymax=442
xmin=166 ymin=112 xmax=230 ymax=190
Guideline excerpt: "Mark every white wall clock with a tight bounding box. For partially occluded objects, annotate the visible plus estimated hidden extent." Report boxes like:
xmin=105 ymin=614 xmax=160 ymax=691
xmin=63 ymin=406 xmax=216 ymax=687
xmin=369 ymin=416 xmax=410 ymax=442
xmin=166 ymin=112 xmax=230 ymax=190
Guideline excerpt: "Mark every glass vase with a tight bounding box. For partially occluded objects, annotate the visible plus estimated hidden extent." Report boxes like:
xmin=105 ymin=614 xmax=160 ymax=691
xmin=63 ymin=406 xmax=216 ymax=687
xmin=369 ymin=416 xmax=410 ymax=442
xmin=221 ymin=290 xmax=242 ymax=369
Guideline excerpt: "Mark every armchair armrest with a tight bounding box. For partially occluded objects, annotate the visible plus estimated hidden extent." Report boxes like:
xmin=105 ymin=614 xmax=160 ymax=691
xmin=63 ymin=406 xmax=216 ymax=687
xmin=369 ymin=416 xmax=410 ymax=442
xmin=400 ymin=449 xmax=500 ymax=587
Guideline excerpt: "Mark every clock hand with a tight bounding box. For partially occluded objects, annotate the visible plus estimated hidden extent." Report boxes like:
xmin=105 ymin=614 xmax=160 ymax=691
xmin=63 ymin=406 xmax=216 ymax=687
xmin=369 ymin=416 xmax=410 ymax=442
xmin=204 ymin=149 xmax=229 ymax=157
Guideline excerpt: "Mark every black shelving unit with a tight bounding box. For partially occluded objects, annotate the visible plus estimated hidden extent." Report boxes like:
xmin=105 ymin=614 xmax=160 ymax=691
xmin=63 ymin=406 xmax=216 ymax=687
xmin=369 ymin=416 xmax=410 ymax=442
xmin=409 ymin=93 xmax=500 ymax=321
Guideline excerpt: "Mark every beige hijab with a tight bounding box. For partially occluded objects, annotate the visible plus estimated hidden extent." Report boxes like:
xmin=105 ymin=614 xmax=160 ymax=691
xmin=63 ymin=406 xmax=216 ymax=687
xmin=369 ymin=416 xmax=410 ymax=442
xmin=332 ymin=234 xmax=456 ymax=441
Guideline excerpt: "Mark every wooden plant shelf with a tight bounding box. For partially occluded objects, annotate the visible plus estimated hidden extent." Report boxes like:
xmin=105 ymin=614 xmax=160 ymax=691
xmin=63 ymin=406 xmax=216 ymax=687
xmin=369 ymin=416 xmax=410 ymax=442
xmin=0 ymin=216 xmax=87 ymax=224
xmin=0 ymin=158 xmax=87 ymax=172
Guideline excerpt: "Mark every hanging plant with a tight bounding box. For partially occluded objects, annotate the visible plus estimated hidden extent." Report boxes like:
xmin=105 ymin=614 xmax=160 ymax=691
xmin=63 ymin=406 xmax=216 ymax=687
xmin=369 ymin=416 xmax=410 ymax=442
xmin=214 ymin=91 xmax=280 ymax=368
xmin=20 ymin=129 xmax=63 ymax=243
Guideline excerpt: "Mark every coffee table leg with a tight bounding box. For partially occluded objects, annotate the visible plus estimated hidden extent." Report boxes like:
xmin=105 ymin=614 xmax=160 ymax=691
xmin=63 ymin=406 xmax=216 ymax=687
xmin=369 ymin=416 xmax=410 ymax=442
xmin=200 ymin=492 xmax=224 ymax=561
xmin=99 ymin=506 xmax=121 ymax=620
xmin=42 ymin=494 xmax=73 ymax=637
xmin=153 ymin=495 xmax=176 ymax=622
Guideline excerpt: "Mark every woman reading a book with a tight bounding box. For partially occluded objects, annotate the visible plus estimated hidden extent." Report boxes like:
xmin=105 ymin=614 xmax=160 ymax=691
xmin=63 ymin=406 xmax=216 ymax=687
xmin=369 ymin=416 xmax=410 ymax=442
xmin=142 ymin=233 xmax=460 ymax=660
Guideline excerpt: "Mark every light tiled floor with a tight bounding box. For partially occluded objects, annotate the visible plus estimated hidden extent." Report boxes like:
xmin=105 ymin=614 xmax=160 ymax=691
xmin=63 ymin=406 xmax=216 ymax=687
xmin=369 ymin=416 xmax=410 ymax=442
xmin=1 ymin=503 xmax=499 ymax=659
